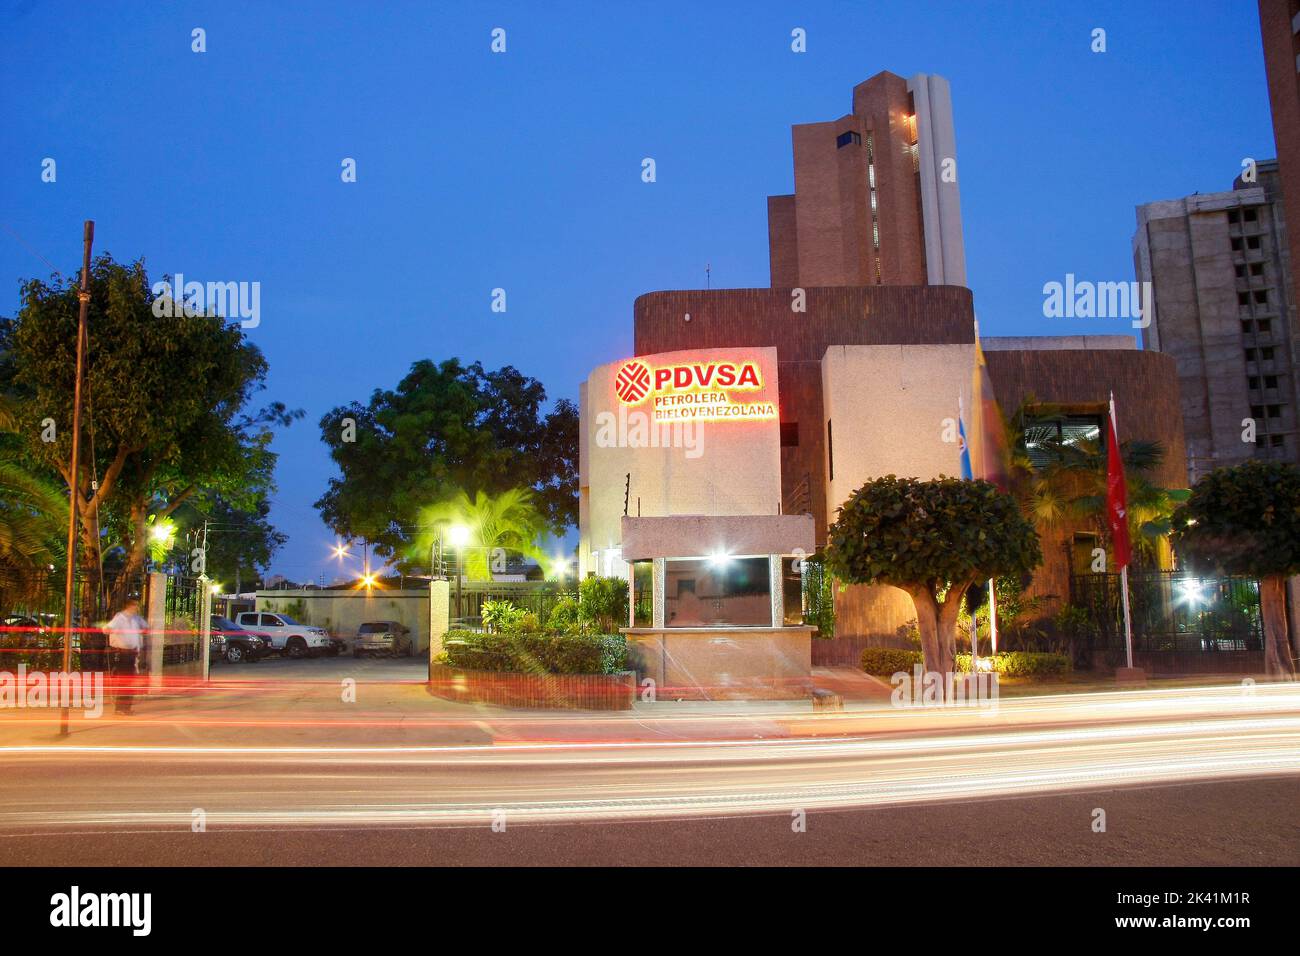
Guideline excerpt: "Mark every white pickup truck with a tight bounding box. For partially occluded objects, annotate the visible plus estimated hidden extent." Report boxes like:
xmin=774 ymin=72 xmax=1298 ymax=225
xmin=235 ymin=612 xmax=333 ymax=659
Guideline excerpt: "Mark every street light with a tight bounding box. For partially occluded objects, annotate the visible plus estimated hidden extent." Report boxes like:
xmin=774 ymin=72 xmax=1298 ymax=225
xmin=447 ymin=524 xmax=470 ymax=625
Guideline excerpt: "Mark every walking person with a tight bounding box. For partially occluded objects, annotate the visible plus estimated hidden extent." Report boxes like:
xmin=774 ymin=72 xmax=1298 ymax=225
xmin=106 ymin=598 xmax=147 ymax=715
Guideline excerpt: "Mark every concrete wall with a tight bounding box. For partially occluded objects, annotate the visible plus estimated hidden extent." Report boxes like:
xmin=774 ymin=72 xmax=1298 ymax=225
xmin=256 ymin=589 xmax=433 ymax=653
xmin=624 ymin=626 xmax=814 ymax=700
xmin=579 ymin=346 xmax=783 ymax=578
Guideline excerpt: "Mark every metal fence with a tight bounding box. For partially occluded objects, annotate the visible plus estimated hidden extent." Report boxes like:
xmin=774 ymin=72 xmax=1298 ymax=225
xmin=449 ymin=581 xmax=567 ymax=630
xmin=0 ymin=570 xmax=146 ymax=670
xmin=1069 ymin=571 xmax=1264 ymax=673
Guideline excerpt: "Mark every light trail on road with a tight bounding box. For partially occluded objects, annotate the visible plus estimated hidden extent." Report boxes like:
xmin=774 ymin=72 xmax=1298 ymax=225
xmin=1 ymin=684 xmax=1299 ymax=833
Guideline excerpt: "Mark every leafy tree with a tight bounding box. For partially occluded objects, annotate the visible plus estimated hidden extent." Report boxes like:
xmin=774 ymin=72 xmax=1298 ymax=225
xmin=0 ymin=255 xmax=298 ymax=599
xmin=316 ymin=358 xmax=577 ymax=571
xmin=1171 ymin=461 xmax=1300 ymax=678
xmin=0 ymin=397 xmax=66 ymax=597
xmin=824 ymin=475 xmax=1042 ymax=679
xmin=420 ymin=487 xmax=546 ymax=581
xmin=172 ymin=495 xmax=287 ymax=593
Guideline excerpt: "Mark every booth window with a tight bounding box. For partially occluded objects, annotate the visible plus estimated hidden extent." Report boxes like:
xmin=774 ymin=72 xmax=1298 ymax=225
xmin=780 ymin=558 xmax=804 ymax=626
xmin=631 ymin=561 xmax=653 ymax=627
xmin=664 ymin=557 xmax=771 ymax=627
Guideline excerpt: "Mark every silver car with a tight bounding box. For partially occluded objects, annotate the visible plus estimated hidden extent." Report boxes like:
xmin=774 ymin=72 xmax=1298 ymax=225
xmin=353 ymin=621 xmax=413 ymax=657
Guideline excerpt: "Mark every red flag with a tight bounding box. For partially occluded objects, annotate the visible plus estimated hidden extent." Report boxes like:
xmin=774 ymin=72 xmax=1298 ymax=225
xmin=1106 ymin=397 xmax=1132 ymax=571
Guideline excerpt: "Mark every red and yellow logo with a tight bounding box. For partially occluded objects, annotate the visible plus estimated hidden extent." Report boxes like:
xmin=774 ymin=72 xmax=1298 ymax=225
xmin=615 ymin=361 xmax=653 ymax=404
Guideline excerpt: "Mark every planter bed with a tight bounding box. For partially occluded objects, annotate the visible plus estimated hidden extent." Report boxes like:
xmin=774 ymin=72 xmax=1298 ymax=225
xmin=428 ymin=662 xmax=635 ymax=711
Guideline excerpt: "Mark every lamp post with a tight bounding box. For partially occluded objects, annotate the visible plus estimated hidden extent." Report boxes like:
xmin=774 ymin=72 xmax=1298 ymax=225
xmin=447 ymin=524 xmax=470 ymax=626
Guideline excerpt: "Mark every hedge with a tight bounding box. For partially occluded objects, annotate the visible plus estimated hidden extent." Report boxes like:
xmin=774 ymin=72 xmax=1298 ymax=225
xmin=955 ymin=652 xmax=1071 ymax=679
xmin=861 ymin=648 xmax=1070 ymax=679
xmin=442 ymin=630 xmax=627 ymax=675
xmin=860 ymin=648 xmax=924 ymax=677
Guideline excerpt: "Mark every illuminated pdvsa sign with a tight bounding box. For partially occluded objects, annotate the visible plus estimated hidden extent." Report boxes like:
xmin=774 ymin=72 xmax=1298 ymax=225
xmin=614 ymin=359 xmax=777 ymax=423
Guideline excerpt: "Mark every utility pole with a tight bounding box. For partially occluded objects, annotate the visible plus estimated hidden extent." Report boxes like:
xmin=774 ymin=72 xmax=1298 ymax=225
xmin=60 ymin=220 xmax=94 ymax=737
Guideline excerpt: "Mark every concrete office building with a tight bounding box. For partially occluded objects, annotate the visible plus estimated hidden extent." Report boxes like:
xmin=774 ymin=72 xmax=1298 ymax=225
xmin=1133 ymin=162 xmax=1299 ymax=480
xmin=581 ymin=71 xmax=1185 ymax=696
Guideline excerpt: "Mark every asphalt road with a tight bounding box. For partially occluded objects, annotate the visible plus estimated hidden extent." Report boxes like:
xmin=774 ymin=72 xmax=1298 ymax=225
xmin=1 ymin=682 xmax=1298 ymax=866
xmin=0 ymin=775 xmax=1295 ymax=866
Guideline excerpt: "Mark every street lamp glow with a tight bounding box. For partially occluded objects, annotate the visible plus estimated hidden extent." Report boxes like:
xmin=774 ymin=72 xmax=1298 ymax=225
xmin=447 ymin=524 xmax=471 ymax=547
xmin=331 ymin=542 xmax=350 ymax=560
xmin=150 ymin=521 xmax=173 ymax=543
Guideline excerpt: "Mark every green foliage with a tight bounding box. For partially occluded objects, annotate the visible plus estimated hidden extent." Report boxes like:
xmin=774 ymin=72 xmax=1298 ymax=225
xmin=545 ymin=595 xmax=582 ymax=635
xmin=801 ymin=556 xmax=836 ymax=638
xmin=0 ymin=255 xmax=298 ymax=589
xmin=421 ymin=487 xmax=547 ymax=581
xmin=578 ymin=575 xmax=629 ymax=633
xmin=442 ymin=629 xmax=626 ymax=675
xmin=825 ymin=476 xmax=1042 ymax=594
xmin=315 ymin=359 xmax=577 ymax=573
xmin=954 ymin=652 xmax=1071 ymax=679
xmin=860 ymin=648 xmax=923 ymax=677
xmin=1172 ymin=461 xmax=1300 ymax=578
xmin=0 ymin=397 xmax=66 ymax=594
xmin=481 ymin=598 xmax=528 ymax=634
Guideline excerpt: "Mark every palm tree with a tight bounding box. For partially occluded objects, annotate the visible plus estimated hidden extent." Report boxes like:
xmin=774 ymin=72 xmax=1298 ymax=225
xmin=419 ymin=487 xmax=546 ymax=581
xmin=1003 ymin=397 xmax=1186 ymax=564
xmin=0 ymin=397 xmax=67 ymax=599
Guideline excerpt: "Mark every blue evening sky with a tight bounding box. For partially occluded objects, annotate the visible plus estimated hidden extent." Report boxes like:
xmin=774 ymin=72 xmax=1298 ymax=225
xmin=0 ymin=1 xmax=1274 ymax=584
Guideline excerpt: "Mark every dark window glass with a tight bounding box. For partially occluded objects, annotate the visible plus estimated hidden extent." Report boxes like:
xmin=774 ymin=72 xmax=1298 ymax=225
xmin=836 ymin=130 xmax=861 ymax=148
xmin=1248 ymin=236 xmax=1261 ymax=249
xmin=632 ymin=561 xmax=653 ymax=627
xmin=1255 ymin=290 xmax=1267 ymax=304
xmin=827 ymin=420 xmax=834 ymax=480
xmin=1245 ymin=208 xmax=1258 ymax=222
xmin=1022 ymin=414 xmax=1103 ymax=469
xmin=1249 ymin=376 xmax=1260 ymax=389
xmin=780 ymin=558 xmax=804 ymax=627
xmin=1242 ymin=321 xmax=1254 ymax=334
xmin=1251 ymin=262 xmax=1264 ymax=276
xmin=1231 ymin=237 xmax=1243 ymax=251
xmin=1262 ymin=347 xmax=1275 ymax=360
xmin=664 ymin=557 xmax=771 ymax=628
xmin=1228 ymin=210 xmax=1241 ymax=224
xmin=1238 ymin=292 xmax=1250 ymax=305
xmin=1235 ymin=264 xmax=1247 ymax=277
xmin=1258 ymin=319 xmax=1272 ymax=333
xmin=1265 ymin=375 xmax=1278 ymax=388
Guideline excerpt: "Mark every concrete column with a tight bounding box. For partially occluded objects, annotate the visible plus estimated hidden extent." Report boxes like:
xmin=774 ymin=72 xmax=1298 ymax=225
xmin=428 ymin=580 xmax=450 ymax=679
xmin=652 ymin=558 xmax=665 ymax=629
xmin=200 ymin=581 xmax=212 ymax=682
xmin=769 ymin=554 xmax=783 ymax=627
xmin=146 ymin=572 xmax=166 ymax=691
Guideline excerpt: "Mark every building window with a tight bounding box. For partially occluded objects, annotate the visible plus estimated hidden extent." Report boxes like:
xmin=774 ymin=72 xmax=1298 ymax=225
xmin=1262 ymin=347 xmax=1275 ymax=360
xmin=780 ymin=558 xmax=804 ymax=627
xmin=663 ymin=557 xmax=772 ymax=628
xmin=1022 ymin=414 xmax=1103 ymax=469
xmin=1251 ymin=405 xmax=1265 ymax=419
xmin=780 ymin=421 xmax=799 ymax=447
xmin=1268 ymin=405 xmax=1281 ymax=418
xmin=1238 ymin=292 xmax=1250 ymax=306
xmin=1265 ymin=374 xmax=1279 ymax=388
xmin=1259 ymin=319 xmax=1272 ymax=333
xmin=631 ymin=560 xmax=653 ymax=627
xmin=1247 ymin=235 xmax=1261 ymax=250
xmin=1242 ymin=320 xmax=1255 ymax=334
xmin=836 ymin=130 xmax=861 ymax=148
xmin=1228 ymin=210 xmax=1240 ymax=224
xmin=1245 ymin=208 xmax=1258 ymax=222
xmin=1251 ymin=262 xmax=1265 ymax=276
xmin=1255 ymin=290 xmax=1268 ymax=305
xmin=1246 ymin=348 xmax=1258 ymax=361
xmin=1249 ymin=376 xmax=1260 ymax=389
xmin=827 ymin=419 xmax=834 ymax=481
xmin=1232 ymin=237 xmax=1243 ymax=251
xmin=1235 ymin=264 xmax=1247 ymax=278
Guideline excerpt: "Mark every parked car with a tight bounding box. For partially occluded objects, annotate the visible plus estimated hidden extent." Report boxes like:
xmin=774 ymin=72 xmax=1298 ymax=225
xmin=208 ymin=629 xmax=227 ymax=663
xmin=235 ymin=612 xmax=333 ymax=658
xmin=210 ymin=616 xmax=271 ymax=664
xmin=353 ymin=621 xmax=413 ymax=657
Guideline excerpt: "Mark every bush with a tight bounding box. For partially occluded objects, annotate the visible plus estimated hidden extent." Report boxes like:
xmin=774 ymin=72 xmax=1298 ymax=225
xmin=579 ymin=575 xmax=628 ymax=633
xmin=545 ymin=596 xmax=582 ymax=634
xmin=442 ymin=629 xmax=627 ymax=675
xmin=481 ymin=599 xmax=527 ymax=634
xmin=860 ymin=647 xmax=923 ymax=677
xmin=955 ymin=651 xmax=1071 ymax=679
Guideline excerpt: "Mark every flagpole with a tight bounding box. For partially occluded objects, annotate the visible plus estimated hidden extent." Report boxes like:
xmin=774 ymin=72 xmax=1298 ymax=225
xmin=1111 ymin=392 xmax=1135 ymax=670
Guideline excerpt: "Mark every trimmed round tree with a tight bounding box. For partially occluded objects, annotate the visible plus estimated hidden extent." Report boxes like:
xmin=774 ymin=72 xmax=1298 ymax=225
xmin=1171 ymin=460 xmax=1300 ymax=679
xmin=824 ymin=475 xmax=1042 ymax=678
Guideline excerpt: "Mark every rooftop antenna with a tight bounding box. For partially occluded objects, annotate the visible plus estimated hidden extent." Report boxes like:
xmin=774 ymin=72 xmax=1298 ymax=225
xmin=705 ymin=262 xmax=711 ymax=290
